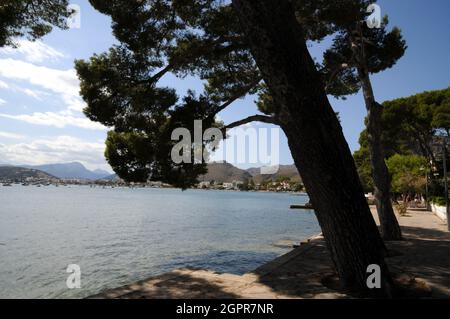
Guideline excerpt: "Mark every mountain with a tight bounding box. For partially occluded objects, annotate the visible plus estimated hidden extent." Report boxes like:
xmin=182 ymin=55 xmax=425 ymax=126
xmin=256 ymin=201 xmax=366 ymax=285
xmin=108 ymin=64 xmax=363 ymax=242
xmin=98 ymin=163 xmax=251 ymax=184
xmin=60 ymin=162 xmax=300 ymax=184
xmin=101 ymin=173 xmax=120 ymax=181
xmin=245 ymin=167 xmax=262 ymax=176
xmin=199 ymin=162 xmax=253 ymax=183
xmin=93 ymin=169 xmax=111 ymax=176
xmin=23 ymin=162 xmax=111 ymax=180
xmin=0 ymin=166 xmax=57 ymax=181
xmin=197 ymin=162 xmax=301 ymax=184
xmin=247 ymin=164 xmax=301 ymax=184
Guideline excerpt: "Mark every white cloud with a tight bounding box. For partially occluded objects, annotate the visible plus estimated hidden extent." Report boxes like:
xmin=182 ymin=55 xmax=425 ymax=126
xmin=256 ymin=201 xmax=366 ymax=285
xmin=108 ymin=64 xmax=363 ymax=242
xmin=0 ymin=58 xmax=79 ymax=97
xmin=63 ymin=94 xmax=86 ymax=113
xmin=0 ymin=41 xmax=110 ymax=171
xmin=0 ymin=131 xmax=25 ymax=139
xmin=20 ymin=88 xmax=44 ymax=100
xmin=0 ymin=112 xmax=105 ymax=130
xmin=0 ymin=39 xmax=65 ymax=63
xmin=0 ymin=136 xmax=108 ymax=170
xmin=0 ymin=57 xmax=105 ymax=130
xmin=0 ymin=83 xmax=48 ymax=101
xmin=0 ymin=80 xmax=9 ymax=89
xmin=0 ymin=98 xmax=5 ymax=105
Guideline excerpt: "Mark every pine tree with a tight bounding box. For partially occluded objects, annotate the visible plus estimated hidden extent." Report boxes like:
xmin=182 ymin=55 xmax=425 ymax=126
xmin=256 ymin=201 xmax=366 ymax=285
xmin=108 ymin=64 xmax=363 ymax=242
xmin=0 ymin=0 xmax=71 ymax=47
xmin=292 ymin=0 xmax=407 ymax=240
xmin=77 ymin=0 xmax=394 ymax=296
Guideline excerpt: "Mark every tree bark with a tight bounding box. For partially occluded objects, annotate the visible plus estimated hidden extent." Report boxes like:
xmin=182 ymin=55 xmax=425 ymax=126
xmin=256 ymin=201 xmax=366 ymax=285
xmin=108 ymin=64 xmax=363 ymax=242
xmin=232 ymin=0 xmax=394 ymax=296
xmin=357 ymin=67 xmax=403 ymax=241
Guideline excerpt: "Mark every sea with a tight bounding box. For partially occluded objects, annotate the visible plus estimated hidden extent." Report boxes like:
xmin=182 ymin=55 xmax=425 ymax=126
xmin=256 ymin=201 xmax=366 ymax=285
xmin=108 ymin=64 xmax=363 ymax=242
xmin=0 ymin=185 xmax=319 ymax=298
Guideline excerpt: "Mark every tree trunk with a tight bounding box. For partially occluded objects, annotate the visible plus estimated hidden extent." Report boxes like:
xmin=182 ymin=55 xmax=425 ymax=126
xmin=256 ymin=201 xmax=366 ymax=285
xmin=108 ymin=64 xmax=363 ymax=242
xmin=357 ymin=67 xmax=403 ymax=241
xmin=232 ymin=0 xmax=394 ymax=297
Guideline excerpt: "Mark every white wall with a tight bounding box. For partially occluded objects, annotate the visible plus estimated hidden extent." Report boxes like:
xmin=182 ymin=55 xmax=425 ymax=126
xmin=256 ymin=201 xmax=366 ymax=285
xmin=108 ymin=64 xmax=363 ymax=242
xmin=431 ymin=203 xmax=448 ymax=221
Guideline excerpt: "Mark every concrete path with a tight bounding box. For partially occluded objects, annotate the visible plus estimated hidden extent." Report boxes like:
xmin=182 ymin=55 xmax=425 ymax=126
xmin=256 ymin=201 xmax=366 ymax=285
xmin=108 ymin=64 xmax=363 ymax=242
xmin=90 ymin=207 xmax=450 ymax=299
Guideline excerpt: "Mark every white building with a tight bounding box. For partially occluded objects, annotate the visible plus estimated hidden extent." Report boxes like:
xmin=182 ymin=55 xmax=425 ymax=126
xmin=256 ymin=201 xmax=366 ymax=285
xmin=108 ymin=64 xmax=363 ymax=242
xmin=198 ymin=181 xmax=211 ymax=189
xmin=222 ymin=182 xmax=233 ymax=190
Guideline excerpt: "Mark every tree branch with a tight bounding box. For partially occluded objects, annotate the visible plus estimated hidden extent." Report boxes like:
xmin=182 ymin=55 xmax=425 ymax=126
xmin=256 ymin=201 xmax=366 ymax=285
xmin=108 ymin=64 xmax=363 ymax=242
xmin=325 ymin=63 xmax=350 ymax=91
xmin=148 ymin=42 xmax=244 ymax=84
xmin=225 ymin=114 xmax=278 ymax=130
xmin=209 ymin=76 xmax=263 ymax=117
xmin=149 ymin=64 xmax=173 ymax=83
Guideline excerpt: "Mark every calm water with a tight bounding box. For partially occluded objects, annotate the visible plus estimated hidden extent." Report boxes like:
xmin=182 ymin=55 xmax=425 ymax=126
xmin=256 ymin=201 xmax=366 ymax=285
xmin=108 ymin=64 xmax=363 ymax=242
xmin=0 ymin=185 xmax=319 ymax=298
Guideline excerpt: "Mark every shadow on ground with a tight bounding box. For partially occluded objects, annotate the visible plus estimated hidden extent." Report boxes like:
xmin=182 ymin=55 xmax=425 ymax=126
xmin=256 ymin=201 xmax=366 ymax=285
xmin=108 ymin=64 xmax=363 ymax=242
xmin=385 ymin=226 xmax=450 ymax=298
xmin=90 ymin=269 xmax=241 ymax=299
xmin=156 ymin=250 xmax=279 ymax=276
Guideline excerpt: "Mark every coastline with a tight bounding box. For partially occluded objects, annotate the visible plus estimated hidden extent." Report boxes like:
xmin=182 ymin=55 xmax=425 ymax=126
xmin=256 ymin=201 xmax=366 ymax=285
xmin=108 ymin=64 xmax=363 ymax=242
xmin=88 ymin=206 xmax=450 ymax=299
xmin=87 ymin=232 xmax=325 ymax=299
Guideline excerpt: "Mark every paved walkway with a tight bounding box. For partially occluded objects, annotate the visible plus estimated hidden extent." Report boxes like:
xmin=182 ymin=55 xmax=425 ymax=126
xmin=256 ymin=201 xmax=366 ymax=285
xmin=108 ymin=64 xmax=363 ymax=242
xmin=90 ymin=208 xmax=450 ymax=299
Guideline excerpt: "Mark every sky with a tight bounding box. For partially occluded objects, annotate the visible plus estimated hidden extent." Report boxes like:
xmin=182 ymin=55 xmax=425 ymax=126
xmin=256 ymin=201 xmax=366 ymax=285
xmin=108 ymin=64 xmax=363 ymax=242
xmin=0 ymin=0 xmax=449 ymax=172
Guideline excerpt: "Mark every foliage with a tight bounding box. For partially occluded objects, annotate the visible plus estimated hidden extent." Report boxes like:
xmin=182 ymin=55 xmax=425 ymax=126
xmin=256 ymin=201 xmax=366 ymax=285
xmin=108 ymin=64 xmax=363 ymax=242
xmin=322 ymin=15 xmax=406 ymax=98
xmin=382 ymin=87 xmax=450 ymax=158
xmin=386 ymin=154 xmax=427 ymax=195
xmin=254 ymin=1 xmax=407 ymax=109
xmin=237 ymin=177 xmax=249 ymax=191
xmin=430 ymin=196 xmax=446 ymax=207
xmin=354 ymin=87 xmax=450 ymax=190
xmin=0 ymin=0 xmax=71 ymax=47
xmin=276 ymin=175 xmax=290 ymax=183
xmin=76 ymin=0 xmax=407 ymax=192
xmin=393 ymin=202 xmax=408 ymax=216
xmin=76 ymin=0 xmax=255 ymax=188
xmin=353 ymin=143 xmax=373 ymax=192
xmin=290 ymin=182 xmax=304 ymax=192
xmin=429 ymin=180 xmax=446 ymax=199
xmin=291 ymin=0 xmax=407 ymax=99
xmin=97 ymin=91 xmax=219 ymax=189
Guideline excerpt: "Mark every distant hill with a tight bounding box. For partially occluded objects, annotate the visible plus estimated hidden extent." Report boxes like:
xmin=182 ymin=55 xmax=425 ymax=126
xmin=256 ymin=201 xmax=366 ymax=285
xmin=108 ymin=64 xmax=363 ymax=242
xmin=199 ymin=162 xmax=253 ymax=183
xmin=248 ymin=164 xmax=301 ymax=184
xmin=101 ymin=173 xmax=120 ymax=181
xmin=197 ymin=162 xmax=301 ymax=184
xmin=0 ymin=166 xmax=57 ymax=180
xmin=23 ymin=162 xmax=111 ymax=180
xmin=67 ymin=162 xmax=301 ymax=184
xmin=93 ymin=169 xmax=111 ymax=176
xmin=246 ymin=167 xmax=263 ymax=176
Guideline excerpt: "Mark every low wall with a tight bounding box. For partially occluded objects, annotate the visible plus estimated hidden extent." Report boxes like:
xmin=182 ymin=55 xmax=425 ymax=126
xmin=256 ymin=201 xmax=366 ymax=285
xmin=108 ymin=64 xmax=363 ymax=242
xmin=431 ymin=203 xmax=448 ymax=221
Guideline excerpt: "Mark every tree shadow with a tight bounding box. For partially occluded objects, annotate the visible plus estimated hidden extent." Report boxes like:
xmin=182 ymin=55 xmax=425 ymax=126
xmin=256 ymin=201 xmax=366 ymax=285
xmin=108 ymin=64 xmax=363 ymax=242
xmin=89 ymin=250 xmax=279 ymax=299
xmin=156 ymin=250 xmax=279 ymax=276
xmin=249 ymin=240 xmax=344 ymax=298
xmin=384 ymin=226 xmax=450 ymax=298
xmin=90 ymin=227 xmax=450 ymax=299
xmin=400 ymin=225 xmax=450 ymax=241
xmin=89 ymin=269 xmax=240 ymax=299
xmin=250 ymin=226 xmax=450 ymax=299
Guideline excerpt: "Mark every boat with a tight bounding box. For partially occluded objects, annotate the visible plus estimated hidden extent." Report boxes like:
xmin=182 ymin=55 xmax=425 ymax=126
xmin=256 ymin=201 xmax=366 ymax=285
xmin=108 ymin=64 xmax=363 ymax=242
xmin=290 ymin=202 xmax=314 ymax=210
xmin=2 ymin=183 xmax=12 ymax=187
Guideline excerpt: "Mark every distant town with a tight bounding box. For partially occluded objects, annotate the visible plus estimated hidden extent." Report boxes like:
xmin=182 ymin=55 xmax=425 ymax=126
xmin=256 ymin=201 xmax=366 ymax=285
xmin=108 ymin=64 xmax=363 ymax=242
xmin=0 ymin=161 xmax=304 ymax=192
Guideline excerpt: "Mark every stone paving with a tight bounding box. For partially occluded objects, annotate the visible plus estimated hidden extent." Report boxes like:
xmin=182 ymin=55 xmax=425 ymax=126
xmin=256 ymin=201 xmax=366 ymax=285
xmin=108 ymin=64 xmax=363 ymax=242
xmin=89 ymin=207 xmax=450 ymax=299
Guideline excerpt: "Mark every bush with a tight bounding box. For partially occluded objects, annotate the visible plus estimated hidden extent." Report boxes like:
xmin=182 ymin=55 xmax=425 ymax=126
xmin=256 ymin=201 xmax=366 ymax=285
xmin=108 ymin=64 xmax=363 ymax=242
xmin=430 ymin=196 xmax=447 ymax=206
xmin=394 ymin=202 xmax=408 ymax=216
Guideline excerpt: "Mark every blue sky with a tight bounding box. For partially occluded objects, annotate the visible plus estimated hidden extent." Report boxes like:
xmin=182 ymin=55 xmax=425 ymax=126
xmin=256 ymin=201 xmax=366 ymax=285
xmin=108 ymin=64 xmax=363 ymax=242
xmin=0 ymin=0 xmax=449 ymax=172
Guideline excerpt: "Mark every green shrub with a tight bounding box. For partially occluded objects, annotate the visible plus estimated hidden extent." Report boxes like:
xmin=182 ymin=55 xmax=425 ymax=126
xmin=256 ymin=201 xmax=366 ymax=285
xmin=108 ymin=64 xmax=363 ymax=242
xmin=430 ymin=196 xmax=447 ymax=206
xmin=394 ymin=202 xmax=408 ymax=216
